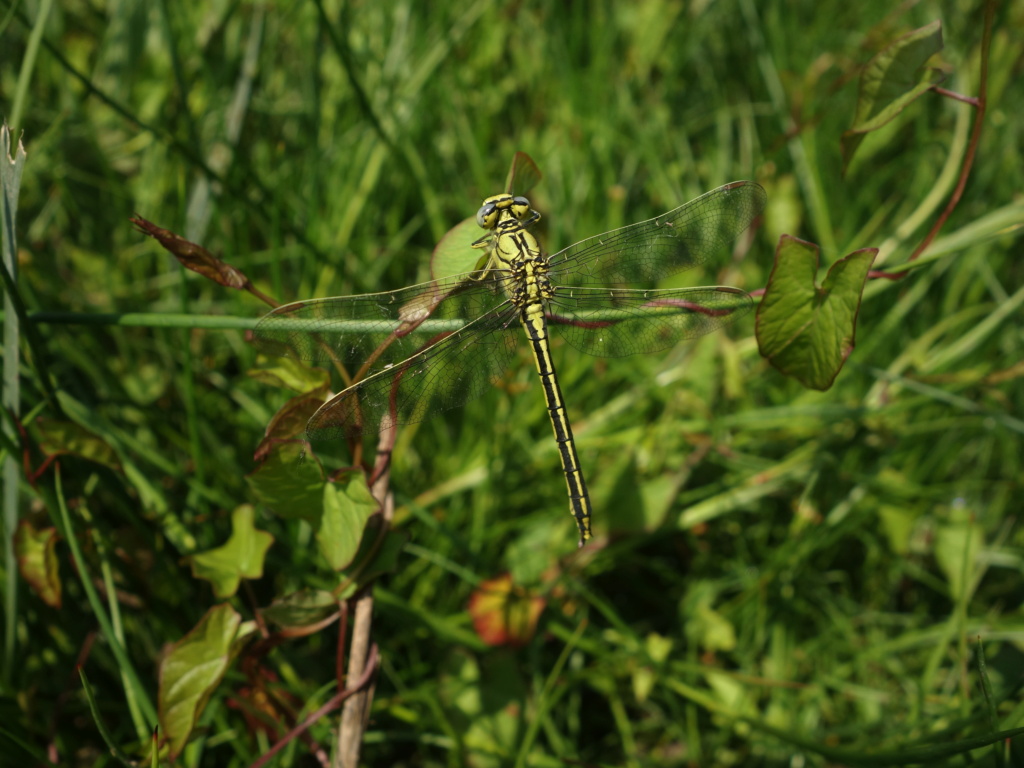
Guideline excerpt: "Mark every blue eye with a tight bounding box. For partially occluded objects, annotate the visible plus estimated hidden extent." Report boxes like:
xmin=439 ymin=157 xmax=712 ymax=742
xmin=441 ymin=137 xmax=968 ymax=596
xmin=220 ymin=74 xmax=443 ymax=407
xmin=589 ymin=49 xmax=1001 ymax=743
xmin=476 ymin=202 xmax=497 ymax=228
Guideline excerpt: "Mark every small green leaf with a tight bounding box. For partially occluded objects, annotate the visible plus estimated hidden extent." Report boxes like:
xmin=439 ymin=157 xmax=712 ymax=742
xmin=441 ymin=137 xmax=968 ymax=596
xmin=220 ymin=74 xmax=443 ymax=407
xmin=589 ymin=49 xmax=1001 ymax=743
xmin=15 ymin=520 xmax=61 ymax=608
xmin=260 ymin=589 xmax=339 ymax=630
xmin=842 ymin=21 xmax=946 ymax=171
xmin=248 ymin=443 xmax=325 ymax=523
xmin=632 ymin=666 xmax=656 ymax=703
xmin=188 ymin=506 xmax=274 ymax=598
xmin=316 ymin=474 xmax=379 ymax=570
xmin=645 ymin=632 xmax=674 ymax=664
xmin=756 ymin=236 xmax=876 ymax=390
xmin=935 ymin=505 xmax=981 ymax=601
xmin=248 ymin=357 xmax=330 ymax=394
xmin=158 ymin=604 xmax=246 ymax=759
xmin=431 ymin=216 xmax=486 ymax=282
xmin=34 ymin=420 xmax=121 ymax=471
xmin=877 ymin=503 xmax=916 ymax=556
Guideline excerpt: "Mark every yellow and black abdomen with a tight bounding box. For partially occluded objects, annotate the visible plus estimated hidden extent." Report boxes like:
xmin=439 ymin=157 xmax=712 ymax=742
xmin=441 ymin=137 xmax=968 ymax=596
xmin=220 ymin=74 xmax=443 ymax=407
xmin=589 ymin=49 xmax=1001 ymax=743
xmin=519 ymin=299 xmax=593 ymax=547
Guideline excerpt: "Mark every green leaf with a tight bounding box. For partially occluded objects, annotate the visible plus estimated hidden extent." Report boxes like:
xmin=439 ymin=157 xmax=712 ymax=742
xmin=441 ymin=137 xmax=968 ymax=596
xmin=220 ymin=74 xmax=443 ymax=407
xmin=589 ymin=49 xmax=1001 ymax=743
xmin=15 ymin=520 xmax=61 ymax=608
xmin=316 ymin=474 xmax=379 ymax=570
xmin=260 ymin=588 xmax=339 ymax=631
xmin=841 ymin=21 xmax=946 ymax=172
xmin=430 ymin=216 xmax=487 ymax=282
xmin=756 ymin=236 xmax=876 ymax=390
xmin=34 ymin=419 xmax=121 ymax=471
xmin=158 ymin=604 xmax=246 ymax=759
xmin=188 ymin=505 xmax=274 ymax=598
xmin=934 ymin=505 xmax=981 ymax=601
xmin=877 ymin=503 xmax=916 ymax=556
xmin=247 ymin=443 xmax=325 ymax=523
xmin=341 ymin=525 xmax=408 ymax=595
xmin=248 ymin=356 xmax=331 ymax=394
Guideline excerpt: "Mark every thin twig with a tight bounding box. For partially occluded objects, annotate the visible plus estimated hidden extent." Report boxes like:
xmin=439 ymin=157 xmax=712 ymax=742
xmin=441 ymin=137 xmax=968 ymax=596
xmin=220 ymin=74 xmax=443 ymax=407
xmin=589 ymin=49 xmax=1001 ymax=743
xmin=335 ymin=417 xmax=396 ymax=767
xmin=249 ymin=644 xmax=379 ymax=768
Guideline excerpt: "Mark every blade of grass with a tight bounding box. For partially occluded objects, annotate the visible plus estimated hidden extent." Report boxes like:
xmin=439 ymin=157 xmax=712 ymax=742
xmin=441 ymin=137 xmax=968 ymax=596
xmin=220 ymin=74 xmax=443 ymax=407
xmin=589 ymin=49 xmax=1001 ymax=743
xmin=1 ymin=122 xmax=27 ymax=681
xmin=53 ymin=465 xmax=158 ymax=728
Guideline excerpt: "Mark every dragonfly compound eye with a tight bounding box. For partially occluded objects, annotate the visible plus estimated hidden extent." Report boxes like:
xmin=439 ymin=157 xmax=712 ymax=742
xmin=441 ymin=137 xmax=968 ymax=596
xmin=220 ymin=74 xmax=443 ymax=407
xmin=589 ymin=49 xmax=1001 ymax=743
xmin=511 ymin=196 xmax=532 ymax=220
xmin=476 ymin=202 xmax=498 ymax=229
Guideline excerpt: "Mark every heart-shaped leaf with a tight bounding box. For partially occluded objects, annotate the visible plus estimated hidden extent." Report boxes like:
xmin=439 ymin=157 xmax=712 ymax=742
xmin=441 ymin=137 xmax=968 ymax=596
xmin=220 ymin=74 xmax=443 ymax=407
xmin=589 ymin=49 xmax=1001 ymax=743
xmin=756 ymin=235 xmax=876 ymax=390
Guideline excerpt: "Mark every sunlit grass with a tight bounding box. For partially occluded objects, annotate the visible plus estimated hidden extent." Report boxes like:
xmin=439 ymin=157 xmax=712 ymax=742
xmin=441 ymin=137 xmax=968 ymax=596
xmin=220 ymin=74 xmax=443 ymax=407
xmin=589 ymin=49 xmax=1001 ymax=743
xmin=3 ymin=0 xmax=1022 ymax=765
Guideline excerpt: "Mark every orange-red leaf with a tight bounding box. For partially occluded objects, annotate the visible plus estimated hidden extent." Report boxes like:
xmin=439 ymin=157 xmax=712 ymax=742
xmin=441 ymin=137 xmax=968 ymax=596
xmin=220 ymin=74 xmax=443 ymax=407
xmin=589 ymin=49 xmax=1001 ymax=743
xmin=468 ymin=574 xmax=545 ymax=647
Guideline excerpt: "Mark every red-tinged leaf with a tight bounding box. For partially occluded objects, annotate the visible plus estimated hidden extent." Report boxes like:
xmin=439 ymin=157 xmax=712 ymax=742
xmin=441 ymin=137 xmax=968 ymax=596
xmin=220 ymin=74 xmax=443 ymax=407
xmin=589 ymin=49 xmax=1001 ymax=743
xmin=316 ymin=474 xmax=378 ymax=571
xmin=248 ymin=442 xmax=325 ymax=523
xmin=15 ymin=520 xmax=61 ymax=608
xmin=247 ymin=357 xmax=331 ymax=394
xmin=254 ymin=391 xmax=330 ymax=460
xmin=468 ymin=574 xmax=545 ymax=647
xmin=158 ymin=604 xmax=250 ymax=759
xmin=756 ymin=235 xmax=876 ymax=390
xmin=841 ymin=21 xmax=946 ymax=172
xmin=34 ymin=419 xmax=121 ymax=471
xmin=131 ymin=215 xmax=252 ymax=290
xmin=188 ymin=506 xmax=274 ymax=599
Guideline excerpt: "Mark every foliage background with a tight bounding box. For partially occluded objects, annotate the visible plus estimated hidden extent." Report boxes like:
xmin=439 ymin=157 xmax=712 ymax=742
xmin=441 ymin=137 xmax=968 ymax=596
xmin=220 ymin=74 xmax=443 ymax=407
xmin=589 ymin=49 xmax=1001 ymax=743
xmin=2 ymin=0 xmax=1023 ymax=765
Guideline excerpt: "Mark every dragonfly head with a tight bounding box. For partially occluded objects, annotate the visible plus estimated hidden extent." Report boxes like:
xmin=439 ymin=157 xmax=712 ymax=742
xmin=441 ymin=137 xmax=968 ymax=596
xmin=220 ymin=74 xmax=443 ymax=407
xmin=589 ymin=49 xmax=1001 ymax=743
xmin=476 ymin=194 xmax=534 ymax=230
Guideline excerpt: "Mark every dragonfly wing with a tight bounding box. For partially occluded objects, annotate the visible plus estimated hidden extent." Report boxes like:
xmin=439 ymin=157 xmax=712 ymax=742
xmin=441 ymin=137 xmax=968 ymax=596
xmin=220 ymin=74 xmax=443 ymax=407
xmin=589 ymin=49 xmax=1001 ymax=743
xmin=548 ymin=287 xmax=753 ymax=357
xmin=548 ymin=181 xmax=766 ymax=287
xmin=252 ymin=272 xmax=507 ymax=370
xmin=305 ymin=304 xmax=521 ymax=441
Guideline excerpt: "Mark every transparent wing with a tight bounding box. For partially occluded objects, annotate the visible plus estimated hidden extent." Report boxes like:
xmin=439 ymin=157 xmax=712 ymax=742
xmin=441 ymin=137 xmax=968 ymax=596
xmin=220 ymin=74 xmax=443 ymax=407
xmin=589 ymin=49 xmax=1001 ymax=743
xmin=548 ymin=181 xmax=766 ymax=288
xmin=547 ymin=286 xmax=753 ymax=357
xmin=253 ymin=270 xmax=513 ymax=371
xmin=305 ymin=305 xmax=521 ymax=441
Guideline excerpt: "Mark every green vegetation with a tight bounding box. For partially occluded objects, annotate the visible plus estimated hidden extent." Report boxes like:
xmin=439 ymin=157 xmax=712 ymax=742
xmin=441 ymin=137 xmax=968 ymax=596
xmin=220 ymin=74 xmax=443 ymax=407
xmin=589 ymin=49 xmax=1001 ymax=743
xmin=2 ymin=1 xmax=1022 ymax=766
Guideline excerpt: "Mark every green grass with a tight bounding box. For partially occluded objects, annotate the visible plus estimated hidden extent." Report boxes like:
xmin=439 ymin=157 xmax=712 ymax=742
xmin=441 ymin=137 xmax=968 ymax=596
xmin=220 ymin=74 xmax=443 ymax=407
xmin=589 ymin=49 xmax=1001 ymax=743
xmin=2 ymin=0 xmax=1023 ymax=766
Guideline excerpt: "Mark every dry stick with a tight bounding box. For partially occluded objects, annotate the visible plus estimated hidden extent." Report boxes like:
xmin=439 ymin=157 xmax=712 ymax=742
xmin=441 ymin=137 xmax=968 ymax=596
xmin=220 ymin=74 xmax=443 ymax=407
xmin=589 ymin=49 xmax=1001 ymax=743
xmin=249 ymin=644 xmax=380 ymax=768
xmin=335 ymin=414 xmax=396 ymax=767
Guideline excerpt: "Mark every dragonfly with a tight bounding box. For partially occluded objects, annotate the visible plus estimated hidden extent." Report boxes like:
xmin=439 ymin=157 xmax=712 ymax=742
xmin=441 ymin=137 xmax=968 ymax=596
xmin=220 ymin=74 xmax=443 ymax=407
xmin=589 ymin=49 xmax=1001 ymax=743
xmin=254 ymin=153 xmax=765 ymax=547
